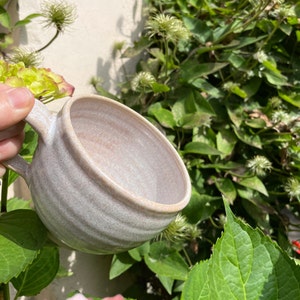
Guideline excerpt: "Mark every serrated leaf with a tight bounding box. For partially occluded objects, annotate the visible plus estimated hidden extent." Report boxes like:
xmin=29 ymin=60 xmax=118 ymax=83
xmin=0 ymin=235 xmax=37 ymax=283
xmin=0 ymin=209 xmax=48 ymax=250
xmin=145 ymin=242 xmax=189 ymax=281
xmin=181 ymin=202 xmax=300 ymax=299
xmin=7 ymin=197 xmax=31 ymax=211
xmin=238 ymin=176 xmax=269 ymax=197
xmin=11 ymin=246 xmax=59 ymax=296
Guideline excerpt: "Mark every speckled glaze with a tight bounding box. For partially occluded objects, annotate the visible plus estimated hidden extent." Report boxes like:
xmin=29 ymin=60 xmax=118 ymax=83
xmin=6 ymin=95 xmax=191 ymax=254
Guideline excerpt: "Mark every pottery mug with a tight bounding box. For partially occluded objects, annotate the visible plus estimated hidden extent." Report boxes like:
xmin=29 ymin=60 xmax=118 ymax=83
xmin=5 ymin=95 xmax=191 ymax=254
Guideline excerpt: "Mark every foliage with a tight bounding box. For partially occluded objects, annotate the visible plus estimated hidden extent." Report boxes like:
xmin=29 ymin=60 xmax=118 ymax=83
xmin=0 ymin=1 xmax=75 ymax=299
xmin=92 ymin=0 xmax=300 ymax=298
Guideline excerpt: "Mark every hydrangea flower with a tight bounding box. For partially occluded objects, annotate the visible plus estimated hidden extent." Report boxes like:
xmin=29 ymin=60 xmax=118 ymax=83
xmin=0 ymin=60 xmax=74 ymax=102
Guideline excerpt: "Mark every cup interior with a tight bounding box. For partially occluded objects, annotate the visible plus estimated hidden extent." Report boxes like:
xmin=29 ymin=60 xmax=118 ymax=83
xmin=68 ymin=97 xmax=189 ymax=206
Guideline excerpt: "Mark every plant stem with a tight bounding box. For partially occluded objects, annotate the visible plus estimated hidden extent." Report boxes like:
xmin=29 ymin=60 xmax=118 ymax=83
xmin=36 ymin=29 xmax=60 ymax=52
xmin=0 ymin=282 xmax=10 ymax=300
xmin=1 ymin=170 xmax=9 ymax=213
xmin=0 ymin=171 xmax=10 ymax=299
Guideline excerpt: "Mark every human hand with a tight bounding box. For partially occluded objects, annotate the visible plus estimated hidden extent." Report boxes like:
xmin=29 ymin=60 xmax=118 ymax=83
xmin=0 ymin=84 xmax=34 ymax=176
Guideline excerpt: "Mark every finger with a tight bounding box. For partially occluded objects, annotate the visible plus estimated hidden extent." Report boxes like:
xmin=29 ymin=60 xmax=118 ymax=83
xmin=0 ymin=87 xmax=34 ymax=130
xmin=0 ymin=122 xmax=25 ymax=141
xmin=0 ymin=132 xmax=25 ymax=161
xmin=0 ymin=84 xmax=11 ymax=92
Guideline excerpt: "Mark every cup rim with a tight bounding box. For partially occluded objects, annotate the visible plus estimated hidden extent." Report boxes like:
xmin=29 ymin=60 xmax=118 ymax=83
xmin=60 ymin=94 xmax=191 ymax=214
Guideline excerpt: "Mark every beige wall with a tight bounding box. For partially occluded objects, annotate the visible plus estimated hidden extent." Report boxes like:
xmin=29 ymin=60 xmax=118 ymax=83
xmin=9 ymin=0 xmax=144 ymax=298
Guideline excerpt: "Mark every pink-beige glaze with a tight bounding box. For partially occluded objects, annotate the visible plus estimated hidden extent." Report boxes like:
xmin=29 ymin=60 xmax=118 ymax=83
xmin=5 ymin=95 xmax=191 ymax=254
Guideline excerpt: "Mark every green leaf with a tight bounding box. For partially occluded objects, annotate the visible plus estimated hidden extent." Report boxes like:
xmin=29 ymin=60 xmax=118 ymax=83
xmin=11 ymin=246 xmax=59 ymax=296
xmin=148 ymin=103 xmax=176 ymax=129
xmin=216 ymin=129 xmax=237 ymax=157
xmin=183 ymin=17 xmax=212 ymax=43
xmin=20 ymin=125 xmax=38 ymax=161
xmin=235 ymin=35 xmax=267 ymax=49
xmin=279 ymin=91 xmax=300 ymax=108
xmin=233 ymin=126 xmax=262 ymax=149
xmin=157 ymin=274 xmax=174 ymax=295
xmin=109 ymin=252 xmax=136 ymax=280
xmin=14 ymin=13 xmax=41 ymax=28
xmin=238 ymin=176 xmax=269 ymax=197
xmin=0 ymin=209 xmax=48 ymax=250
xmin=0 ymin=6 xmax=11 ymax=29
xmin=183 ymin=190 xmax=222 ymax=223
xmin=151 ymin=82 xmax=170 ymax=93
xmin=230 ymin=85 xmax=247 ymax=98
xmin=7 ymin=197 xmax=31 ymax=211
xmin=0 ymin=0 xmax=9 ymax=6
xmin=121 ymin=37 xmax=151 ymax=58
xmin=145 ymin=242 xmax=189 ymax=281
xmin=215 ymin=178 xmax=237 ymax=204
xmin=191 ymin=78 xmax=224 ymax=98
xmin=263 ymin=70 xmax=288 ymax=86
xmin=179 ymin=112 xmax=212 ymax=129
xmin=184 ymin=142 xmax=223 ymax=155
xmin=128 ymin=241 xmax=150 ymax=262
xmin=0 ymin=235 xmax=37 ymax=283
xmin=181 ymin=61 xmax=228 ymax=82
xmin=181 ymin=202 xmax=300 ymax=299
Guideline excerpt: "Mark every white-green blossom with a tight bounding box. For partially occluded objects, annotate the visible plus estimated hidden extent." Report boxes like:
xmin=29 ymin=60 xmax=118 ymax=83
xmin=246 ymin=155 xmax=272 ymax=177
xmin=161 ymin=214 xmax=201 ymax=243
xmin=253 ymin=50 xmax=268 ymax=63
xmin=285 ymin=178 xmax=300 ymax=201
xmin=9 ymin=48 xmax=42 ymax=67
xmin=146 ymin=13 xmax=190 ymax=43
xmin=271 ymin=110 xmax=291 ymax=124
xmin=131 ymin=71 xmax=156 ymax=92
xmin=41 ymin=1 xmax=77 ymax=32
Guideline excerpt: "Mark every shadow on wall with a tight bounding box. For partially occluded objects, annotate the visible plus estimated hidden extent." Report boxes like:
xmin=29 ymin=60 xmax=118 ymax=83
xmin=29 ymin=249 xmax=135 ymax=300
xmin=96 ymin=0 xmax=146 ymax=93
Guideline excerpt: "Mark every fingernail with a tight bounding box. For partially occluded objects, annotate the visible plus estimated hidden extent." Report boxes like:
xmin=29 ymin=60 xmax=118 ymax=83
xmin=7 ymin=88 xmax=33 ymax=109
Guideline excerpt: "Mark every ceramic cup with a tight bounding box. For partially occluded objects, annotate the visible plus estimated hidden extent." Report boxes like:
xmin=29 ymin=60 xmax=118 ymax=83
xmin=5 ymin=95 xmax=191 ymax=254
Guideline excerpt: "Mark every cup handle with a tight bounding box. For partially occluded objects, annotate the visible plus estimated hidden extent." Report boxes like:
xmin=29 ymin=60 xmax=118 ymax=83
xmin=3 ymin=99 xmax=55 ymax=178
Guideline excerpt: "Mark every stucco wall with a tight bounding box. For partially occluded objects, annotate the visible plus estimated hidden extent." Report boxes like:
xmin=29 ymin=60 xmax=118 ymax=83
xmin=9 ymin=0 xmax=144 ymax=299
xmin=18 ymin=0 xmax=144 ymax=109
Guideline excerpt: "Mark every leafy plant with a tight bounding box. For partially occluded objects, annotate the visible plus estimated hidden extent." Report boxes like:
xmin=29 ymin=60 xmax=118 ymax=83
xmin=92 ymin=0 xmax=300 ymax=298
xmin=0 ymin=1 xmax=76 ymax=299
